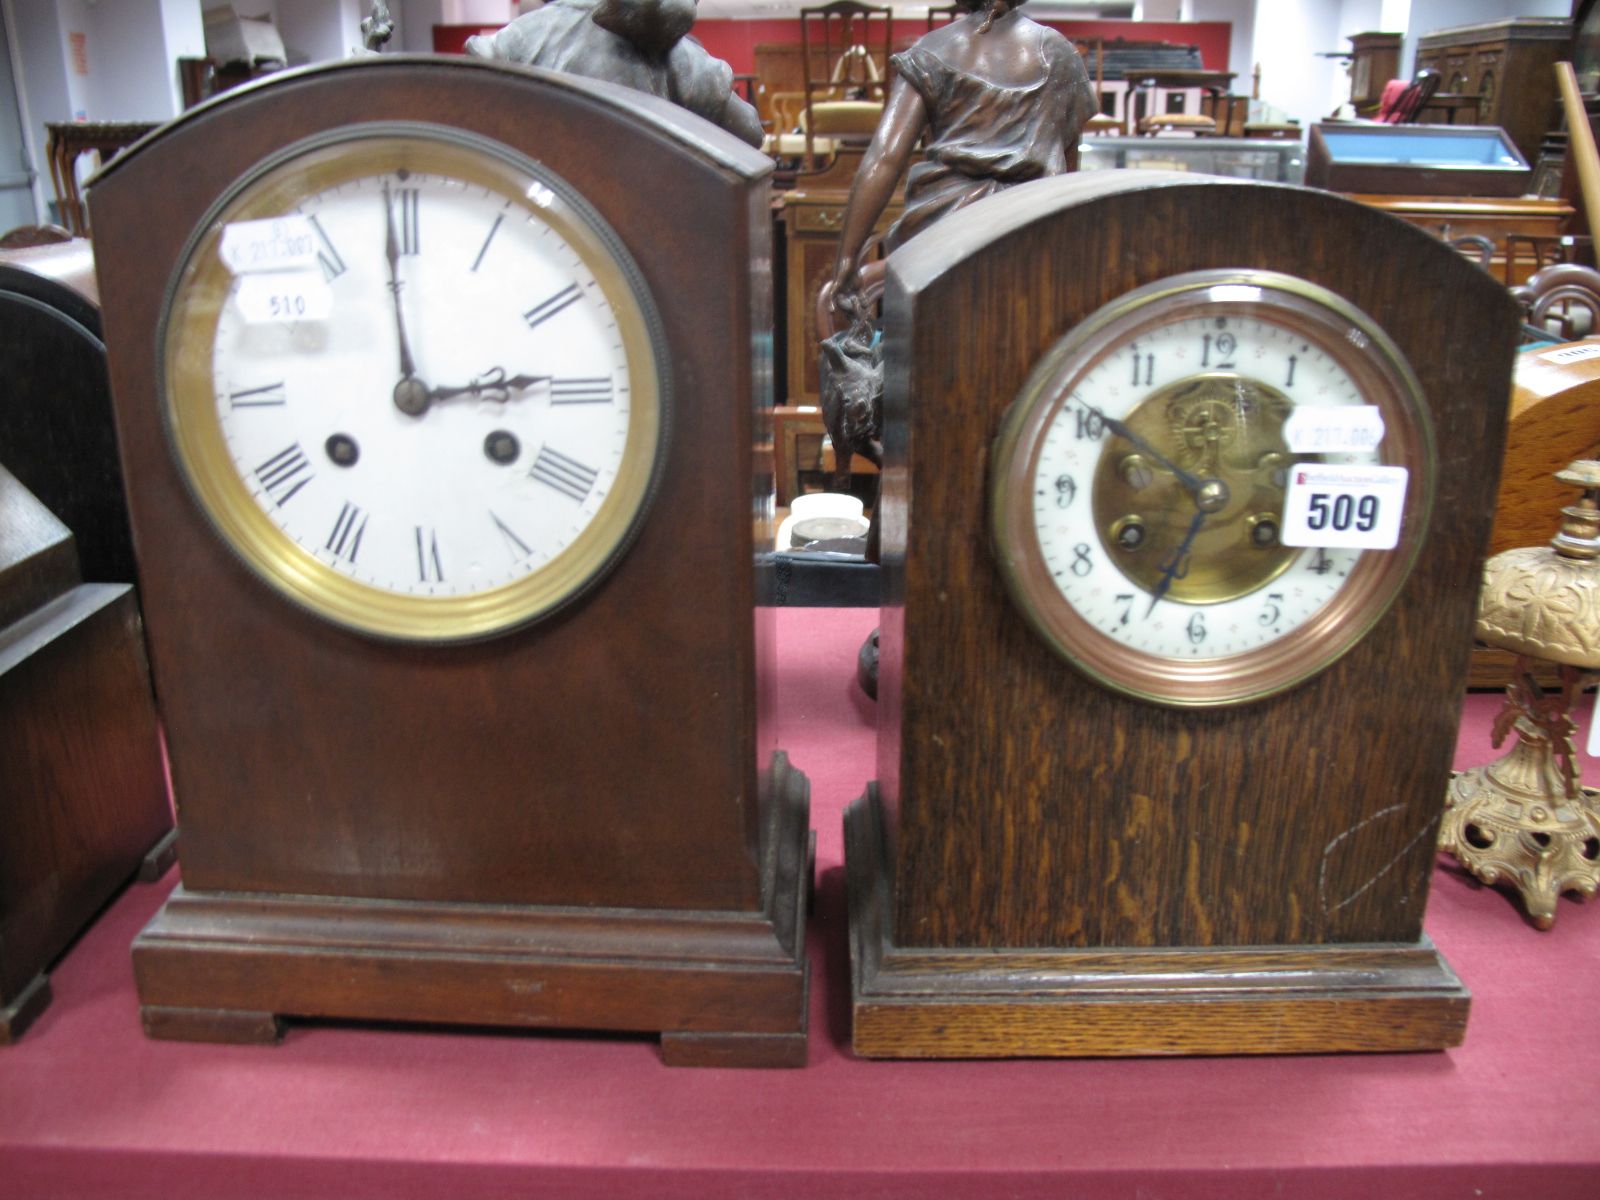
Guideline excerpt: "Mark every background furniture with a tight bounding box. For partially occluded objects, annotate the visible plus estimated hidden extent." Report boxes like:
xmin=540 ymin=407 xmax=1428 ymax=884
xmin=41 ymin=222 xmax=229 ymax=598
xmin=43 ymin=122 xmax=156 ymax=236
xmin=1346 ymin=31 xmax=1402 ymax=114
xmin=0 ymin=608 xmax=1596 ymax=1195
xmin=1414 ymin=17 xmax=1571 ymax=164
xmin=779 ymin=190 xmax=901 ymax=405
xmin=1345 ymin=194 xmax=1575 ymax=286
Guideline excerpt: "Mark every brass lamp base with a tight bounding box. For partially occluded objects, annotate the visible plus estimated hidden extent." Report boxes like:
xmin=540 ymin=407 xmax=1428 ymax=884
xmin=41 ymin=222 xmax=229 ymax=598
xmin=1442 ymin=713 xmax=1600 ymax=929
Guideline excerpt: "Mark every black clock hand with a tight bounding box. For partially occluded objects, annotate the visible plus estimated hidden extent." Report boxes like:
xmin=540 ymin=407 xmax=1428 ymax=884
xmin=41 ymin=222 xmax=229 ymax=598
xmin=1076 ymin=400 xmax=1204 ymax=496
xmin=426 ymin=368 xmax=551 ymax=404
xmin=383 ymin=183 xmax=416 ymax=381
xmin=1147 ymin=506 xmax=1206 ymax=616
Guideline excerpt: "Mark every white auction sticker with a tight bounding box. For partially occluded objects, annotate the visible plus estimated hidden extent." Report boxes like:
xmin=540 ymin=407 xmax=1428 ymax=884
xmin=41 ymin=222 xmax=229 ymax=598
xmin=1281 ymin=464 xmax=1409 ymax=550
xmin=1587 ymin=690 xmax=1600 ymax=758
xmin=220 ymin=216 xmax=319 ymax=275
xmin=234 ymin=271 xmax=333 ymax=324
xmin=1283 ymin=405 xmax=1385 ymax=454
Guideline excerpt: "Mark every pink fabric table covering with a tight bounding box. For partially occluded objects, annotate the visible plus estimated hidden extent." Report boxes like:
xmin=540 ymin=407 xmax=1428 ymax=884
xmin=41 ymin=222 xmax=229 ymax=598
xmin=3 ymin=608 xmax=1597 ymax=1199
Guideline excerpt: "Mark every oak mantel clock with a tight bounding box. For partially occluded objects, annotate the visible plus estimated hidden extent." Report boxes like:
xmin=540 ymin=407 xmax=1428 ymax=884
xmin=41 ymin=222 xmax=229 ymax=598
xmin=846 ymin=171 xmax=1517 ymax=1057
xmin=90 ymin=57 xmax=811 ymax=1067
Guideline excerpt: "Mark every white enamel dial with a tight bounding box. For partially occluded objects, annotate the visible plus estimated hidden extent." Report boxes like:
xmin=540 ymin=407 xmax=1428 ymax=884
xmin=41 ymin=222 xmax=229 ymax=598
xmin=991 ymin=271 xmax=1435 ymax=707
xmin=162 ymin=128 xmax=665 ymax=641
xmin=1030 ymin=313 xmax=1371 ymax=660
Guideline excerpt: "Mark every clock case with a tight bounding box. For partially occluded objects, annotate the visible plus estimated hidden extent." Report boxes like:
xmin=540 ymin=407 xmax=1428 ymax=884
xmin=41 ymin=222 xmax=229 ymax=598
xmin=847 ymin=171 xmax=1517 ymax=1057
xmin=0 ymin=245 xmax=173 ymax=1041
xmin=90 ymin=58 xmax=811 ymax=1067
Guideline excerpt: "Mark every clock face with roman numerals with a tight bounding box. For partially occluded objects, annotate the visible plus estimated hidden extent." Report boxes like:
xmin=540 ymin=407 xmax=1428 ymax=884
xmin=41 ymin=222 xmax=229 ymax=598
xmin=990 ymin=270 xmax=1435 ymax=707
xmin=160 ymin=125 xmax=666 ymax=641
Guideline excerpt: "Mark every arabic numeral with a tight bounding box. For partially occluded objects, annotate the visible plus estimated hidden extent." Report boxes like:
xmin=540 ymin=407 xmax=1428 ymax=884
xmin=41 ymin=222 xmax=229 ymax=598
xmin=1071 ymin=543 xmax=1093 ymax=577
xmin=1055 ymin=474 xmax=1077 ymax=507
xmin=1186 ymin=612 xmax=1206 ymax=645
xmin=1259 ymin=592 xmax=1283 ymax=626
xmin=1116 ymin=593 xmax=1134 ymax=626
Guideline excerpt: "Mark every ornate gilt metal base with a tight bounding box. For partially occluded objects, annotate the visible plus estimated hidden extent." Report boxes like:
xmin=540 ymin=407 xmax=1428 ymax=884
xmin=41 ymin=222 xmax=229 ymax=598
xmin=1441 ymin=670 xmax=1600 ymax=928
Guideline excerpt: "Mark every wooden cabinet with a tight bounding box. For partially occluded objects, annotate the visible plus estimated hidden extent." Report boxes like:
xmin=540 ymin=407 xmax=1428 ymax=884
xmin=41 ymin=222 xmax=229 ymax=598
xmin=780 ymin=184 xmax=900 ymax=405
xmin=1347 ymin=31 xmax=1402 ymax=112
xmin=1346 ymin=193 xmax=1573 ymax=285
xmin=1414 ymin=18 xmax=1570 ymax=163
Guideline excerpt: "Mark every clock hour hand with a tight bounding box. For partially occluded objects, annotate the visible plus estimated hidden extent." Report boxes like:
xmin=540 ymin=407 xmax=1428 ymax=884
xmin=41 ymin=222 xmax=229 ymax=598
xmin=1147 ymin=506 xmax=1206 ymax=616
xmin=1080 ymin=402 xmax=1204 ymax=496
xmin=426 ymin=368 xmax=551 ymax=404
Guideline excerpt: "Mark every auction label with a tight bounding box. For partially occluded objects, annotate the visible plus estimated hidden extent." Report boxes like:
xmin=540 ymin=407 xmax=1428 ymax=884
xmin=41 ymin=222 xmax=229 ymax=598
xmin=1284 ymin=405 xmax=1385 ymax=454
xmin=1281 ymin=464 xmax=1408 ymax=550
xmin=220 ymin=216 xmax=319 ymax=275
xmin=234 ymin=272 xmax=333 ymax=324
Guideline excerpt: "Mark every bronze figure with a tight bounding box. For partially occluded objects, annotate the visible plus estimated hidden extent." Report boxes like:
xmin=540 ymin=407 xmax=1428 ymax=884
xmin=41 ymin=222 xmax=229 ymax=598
xmin=466 ymin=0 xmax=763 ymax=148
xmin=827 ymin=0 xmax=1095 ymax=304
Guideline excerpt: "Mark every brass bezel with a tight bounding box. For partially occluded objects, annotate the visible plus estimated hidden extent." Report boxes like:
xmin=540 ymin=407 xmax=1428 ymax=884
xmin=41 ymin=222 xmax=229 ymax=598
xmin=990 ymin=269 xmax=1436 ymax=708
xmin=159 ymin=124 xmax=667 ymax=643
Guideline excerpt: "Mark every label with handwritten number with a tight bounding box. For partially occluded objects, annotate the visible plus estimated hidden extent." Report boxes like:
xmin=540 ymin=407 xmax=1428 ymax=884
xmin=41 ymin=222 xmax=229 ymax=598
xmin=235 ymin=272 xmax=333 ymax=324
xmin=1283 ymin=405 xmax=1385 ymax=455
xmin=220 ymin=216 xmax=318 ymax=275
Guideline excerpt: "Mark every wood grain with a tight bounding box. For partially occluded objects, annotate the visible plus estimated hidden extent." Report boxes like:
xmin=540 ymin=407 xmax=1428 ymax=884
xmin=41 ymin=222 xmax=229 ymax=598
xmin=92 ymin=58 xmax=810 ymax=1064
xmin=851 ymin=171 xmax=1513 ymax=1056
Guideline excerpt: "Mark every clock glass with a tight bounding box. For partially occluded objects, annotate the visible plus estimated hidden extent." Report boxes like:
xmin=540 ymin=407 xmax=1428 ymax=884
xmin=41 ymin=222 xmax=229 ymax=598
xmin=991 ymin=270 xmax=1435 ymax=706
xmin=160 ymin=123 xmax=666 ymax=641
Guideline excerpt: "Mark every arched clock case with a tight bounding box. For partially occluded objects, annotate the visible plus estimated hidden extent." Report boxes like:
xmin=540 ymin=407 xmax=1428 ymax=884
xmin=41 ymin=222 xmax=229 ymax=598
xmin=845 ymin=172 xmax=1518 ymax=1057
xmin=91 ymin=58 xmax=811 ymax=1067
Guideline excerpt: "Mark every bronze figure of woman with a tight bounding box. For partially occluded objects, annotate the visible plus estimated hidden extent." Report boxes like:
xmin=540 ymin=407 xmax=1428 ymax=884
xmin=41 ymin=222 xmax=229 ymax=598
xmin=827 ymin=0 xmax=1095 ymax=303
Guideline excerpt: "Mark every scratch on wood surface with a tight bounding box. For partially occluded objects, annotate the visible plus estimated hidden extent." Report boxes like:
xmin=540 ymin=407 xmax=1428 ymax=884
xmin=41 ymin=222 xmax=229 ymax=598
xmin=1319 ymin=803 xmax=1436 ymax=916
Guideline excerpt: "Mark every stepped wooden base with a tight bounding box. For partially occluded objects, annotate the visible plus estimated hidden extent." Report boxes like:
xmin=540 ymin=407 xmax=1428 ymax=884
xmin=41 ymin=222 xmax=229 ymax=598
xmin=134 ymin=763 xmax=812 ymax=1068
xmin=0 ymin=974 xmax=51 ymax=1044
xmin=845 ymin=787 xmax=1469 ymax=1059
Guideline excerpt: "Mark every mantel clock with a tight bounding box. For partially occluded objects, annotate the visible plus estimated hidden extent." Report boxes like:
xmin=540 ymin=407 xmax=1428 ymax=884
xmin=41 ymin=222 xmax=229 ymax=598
xmin=91 ymin=57 xmax=810 ymax=1066
xmin=847 ymin=171 xmax=1516 ymax=1057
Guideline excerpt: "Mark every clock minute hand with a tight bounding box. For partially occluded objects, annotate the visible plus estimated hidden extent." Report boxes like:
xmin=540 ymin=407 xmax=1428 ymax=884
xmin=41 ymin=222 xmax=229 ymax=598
xmin=1086 ymin=406 xmax=1204 ymax=496
xmin=383 ymin=182 xmax=416 ymax=382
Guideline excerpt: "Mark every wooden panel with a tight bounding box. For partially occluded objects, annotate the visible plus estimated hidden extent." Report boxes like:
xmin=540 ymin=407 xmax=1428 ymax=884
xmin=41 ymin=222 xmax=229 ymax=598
xmin=877 ymin=172 xmax=1515 ymax=951
xmin=90 ymin=59 xmax=810 ymax=1061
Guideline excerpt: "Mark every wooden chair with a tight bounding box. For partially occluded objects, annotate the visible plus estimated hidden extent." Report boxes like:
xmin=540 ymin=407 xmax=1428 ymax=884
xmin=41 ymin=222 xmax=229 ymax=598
xmin=45 ymin=122 xmax=158 ymax=236
xmin=799 ymin=1 xmax=894 ymax=171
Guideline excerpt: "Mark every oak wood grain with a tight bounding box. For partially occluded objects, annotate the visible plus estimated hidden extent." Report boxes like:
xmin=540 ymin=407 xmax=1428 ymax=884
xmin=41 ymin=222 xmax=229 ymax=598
xmin=850 ymin=171 xmax=1512 ymax=1056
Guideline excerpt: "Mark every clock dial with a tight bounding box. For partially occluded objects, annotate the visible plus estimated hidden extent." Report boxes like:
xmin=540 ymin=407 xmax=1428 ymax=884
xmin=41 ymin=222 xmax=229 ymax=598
xmin=992 ymin=270 xmax=1435 ymax=706
xmin=161 ymin=126 xmax=666 ymax=641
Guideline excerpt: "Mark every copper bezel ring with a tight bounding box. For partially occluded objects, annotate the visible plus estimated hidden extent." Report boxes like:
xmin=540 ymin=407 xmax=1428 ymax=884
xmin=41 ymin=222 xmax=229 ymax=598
xmin=990 ymin=269 xmax=1436 ymax=708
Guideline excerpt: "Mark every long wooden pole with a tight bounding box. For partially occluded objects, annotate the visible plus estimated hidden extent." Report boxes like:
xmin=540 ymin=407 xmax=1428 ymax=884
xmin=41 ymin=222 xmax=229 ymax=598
xmin=1556 ymin=61 xmax=1600 ymax=241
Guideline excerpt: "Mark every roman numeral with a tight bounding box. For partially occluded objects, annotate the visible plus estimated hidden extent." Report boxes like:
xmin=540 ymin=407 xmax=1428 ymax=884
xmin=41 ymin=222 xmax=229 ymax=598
xmin=396 ymin=186 xmax=421 ymax=255
xmin=307 ymin=214 xmax=346 ymax=282
xmin=523 ymin=283 xmax=581 ymax=330
xmin=325 ymin=502 xmax=368 ymax=563
xmin=255 ymin=443 xmax=313 ymax=506
xmin=490 ymin=511 xmax=532 ymax=561
xmin=415 ymin=526 xmax=444 ymax=582
xmin=529 ymin=446 xmax=598 ymax=503
xmin=471 ymin=213 xmax=504 ymax=273
xmin=550 ymin=377 xmax=613 ymax=405
xmin=228 ymin=382 xmax=286 ymax=408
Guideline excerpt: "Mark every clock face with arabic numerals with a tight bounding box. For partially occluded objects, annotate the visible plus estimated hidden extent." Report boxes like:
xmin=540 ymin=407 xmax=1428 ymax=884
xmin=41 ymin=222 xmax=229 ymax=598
xmin=990 ymin=269 xmax=1436 ymax=707
xmin=160 ymin=123 xmax=667 ymax=642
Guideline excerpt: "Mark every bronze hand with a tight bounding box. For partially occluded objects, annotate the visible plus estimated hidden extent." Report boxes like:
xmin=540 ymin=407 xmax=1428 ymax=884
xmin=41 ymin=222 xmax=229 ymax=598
xmin=1147 ymin=507 xmax=1206 ymax=616
xmin=1078 ymin=400 xmax=1204 ymax=496
xmin=386 ymin=182 xmax=429 ymax=416
xmin=426 ymin=368 xmax=551 ymax=405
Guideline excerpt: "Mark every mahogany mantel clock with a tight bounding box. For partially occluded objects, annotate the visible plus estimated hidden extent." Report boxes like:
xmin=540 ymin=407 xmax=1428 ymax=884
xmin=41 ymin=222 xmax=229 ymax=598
xmin=90 ymin=57 xmax=811 ymax=1067
xmin=846 ymin=171 xmax=1517 ymax=1057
